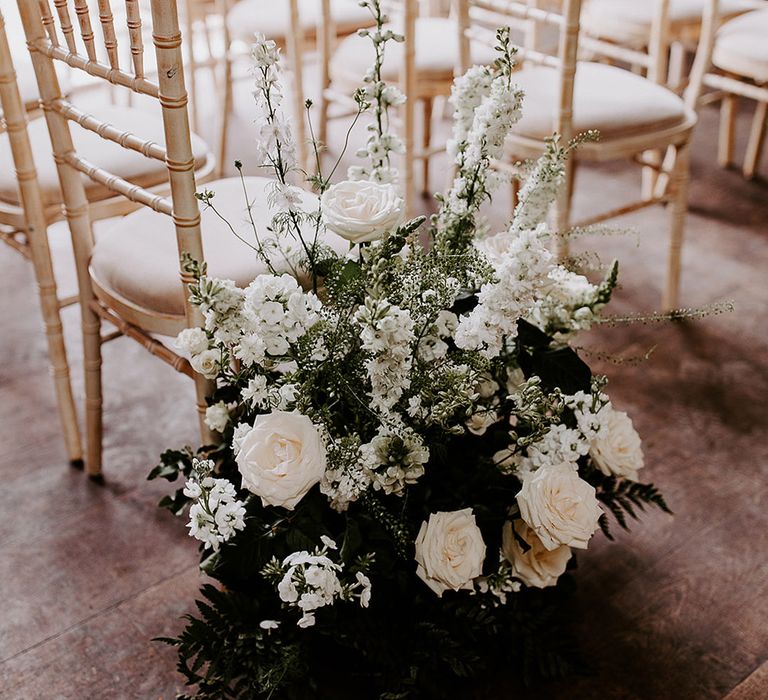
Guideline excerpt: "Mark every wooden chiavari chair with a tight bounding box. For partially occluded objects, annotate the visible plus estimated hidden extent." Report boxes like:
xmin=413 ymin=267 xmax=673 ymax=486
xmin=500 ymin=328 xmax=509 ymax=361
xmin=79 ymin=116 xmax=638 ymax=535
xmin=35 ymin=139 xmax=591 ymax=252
xmin=218 ymin=0 xmax=376 ymax=177
xmin=0 ymin=7 xmax=81 ymax=466
xmin=457 ymin=0 xmax=719 ymax=310
xmin=703 ymin=4 xmax=768 ymax=178
xmin=580 ymin=0 xmax=756 ymax=91
xmin=321 ymin=0 xmax=495 ymax=214
xmin=17 ymin=0 xmax=346 ymax=477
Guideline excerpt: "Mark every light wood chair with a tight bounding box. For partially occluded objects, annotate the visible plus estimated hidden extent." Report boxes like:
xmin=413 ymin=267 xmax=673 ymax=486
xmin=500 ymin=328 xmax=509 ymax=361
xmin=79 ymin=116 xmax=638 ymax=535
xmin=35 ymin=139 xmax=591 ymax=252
xmin=580 ymin=0 xmax=757 ymax=90
xmin=218 ymin=0 xmax=377 ymax=177
xmin=704 ymin=5 xmax=768 ymax=178
xmin=17 ymin=0 xmax=346 ymax=477
xmin=0 ymin=7 xmax=82 ymax=466
xmin=457 ymin=0 xmax=719 ymax=310
xmin=321 ymin=0 xmax=495 ymax=214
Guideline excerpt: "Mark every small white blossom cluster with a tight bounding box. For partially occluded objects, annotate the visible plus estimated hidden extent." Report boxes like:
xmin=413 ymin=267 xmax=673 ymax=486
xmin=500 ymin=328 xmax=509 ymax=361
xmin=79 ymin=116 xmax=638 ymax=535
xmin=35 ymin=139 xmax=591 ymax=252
xmin=268 ymin=537 xmax=372 ymax=628
xmin=236 ymin=274 xmax=323 ymax=365
xmin=184 ymin=459 xmax=246 ymax=551
xmin=510 ymin=140 xmax=567 ymax=235
xmin=416 ymin=310 xmax=458 ymax=362
xmin=361 ymin=427 xmax=429 ymax=495
xmin=455 ymin=229 xmax=554 ymax=358
xmin=446 ymin=65 xmax=493 ymax=158
xmin=251 ymin=33 xmax=296 ymax=170
xmin=355 ymin=299 xmax=415 ymax=415
xmin=528 ymin=267 xmax=601 ymax=336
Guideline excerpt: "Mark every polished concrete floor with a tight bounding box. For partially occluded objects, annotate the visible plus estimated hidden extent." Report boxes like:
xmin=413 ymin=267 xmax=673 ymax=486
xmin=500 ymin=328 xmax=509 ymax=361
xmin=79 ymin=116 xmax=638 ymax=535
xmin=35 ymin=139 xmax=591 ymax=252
xmin=0 ymin=69 xmax=766 ymax=699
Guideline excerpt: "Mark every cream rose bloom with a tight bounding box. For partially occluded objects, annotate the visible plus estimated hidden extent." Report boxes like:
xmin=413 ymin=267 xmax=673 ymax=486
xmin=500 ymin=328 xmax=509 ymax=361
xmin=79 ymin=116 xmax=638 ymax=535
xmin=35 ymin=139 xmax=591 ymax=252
xmin=516 ymin=463 xmax=602 ymax=550
xmin=236 ymin=411 xmax=326 ymax=510
xmin=590 ymin=406 xmax=644 ymax=481
xmin=502 ymin=519 xmax=571 ymax=589
xmin=190 ymin=348 xmax=220 ymax=379
xmin=414 ymin=508 xmax=486 ymax=596
xmin=320 ymin=180 xmax=404 ymax=243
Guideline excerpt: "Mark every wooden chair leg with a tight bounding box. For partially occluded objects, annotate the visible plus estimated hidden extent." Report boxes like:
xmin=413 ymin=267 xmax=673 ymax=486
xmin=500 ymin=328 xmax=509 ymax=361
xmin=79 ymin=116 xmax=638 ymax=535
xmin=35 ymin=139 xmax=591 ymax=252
xmin=663 ymin=141 xmax=691 ymax=312
xmin=718 ymin=94 xmax=738 ymax=168
xmin=510 ymin=174 xmax=520 ymax=212
xmin=743 ymin=100 xmax=767 ymax=180
xmin=218 ymin=50 xmax=233 ymax=177
xmin=194 ymin=373 xmax=217 ymax=445
xmin=28 ymin=239 xmax=82 ymax=465
xmin=554 ymin=158 xmax=576 ymax=261
xmin=421 ymin=96 xmax=433 ymax=196
xmin=82 ymin=294 xmax=104 ymax=478
xmin=642 ymin=149 xmax=661 ymax=200
xmin=667 ymin=41 xmax=685 ymax=91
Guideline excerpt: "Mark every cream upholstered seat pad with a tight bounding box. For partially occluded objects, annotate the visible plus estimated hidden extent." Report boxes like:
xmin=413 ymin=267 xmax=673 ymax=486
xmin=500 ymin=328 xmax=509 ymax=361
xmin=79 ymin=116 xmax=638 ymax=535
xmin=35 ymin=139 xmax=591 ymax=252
xmin=90 ymin=177 xmax=349 ymax=319
xmin=330 ymin=17 xmax=496 ymax=86
xmin=0 ymin=105 xmax=210 ymax=208
xmin=712 ymin=9 xmax=768 ymax=83
xmin=508 ymin=62 xmax=687 ymax=142
xmin=582 ymin=0 xmax=755 ymax=44
xmin=227 ymin=0 xmax=374 ymax=42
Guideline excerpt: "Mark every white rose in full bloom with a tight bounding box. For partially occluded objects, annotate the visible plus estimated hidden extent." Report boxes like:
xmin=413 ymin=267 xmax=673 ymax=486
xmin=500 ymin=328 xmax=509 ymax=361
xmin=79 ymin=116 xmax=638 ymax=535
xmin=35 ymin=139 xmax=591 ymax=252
xmin=320 ymin=180 xmax=405 ymax=243
xmin=502 ymin=519 xmax=571 ymax=589
xmin=414 ymin=508 xmax=486 ymax=596
xmin=190 ymin=348 xmax=220 ymax=379
xmin=590 ymin=405 xmax=644 ymax=481
xmin=516 ymin=463 xmax=602 ymax=550
xmin=236 ymin=411 xmax=326 ymax=510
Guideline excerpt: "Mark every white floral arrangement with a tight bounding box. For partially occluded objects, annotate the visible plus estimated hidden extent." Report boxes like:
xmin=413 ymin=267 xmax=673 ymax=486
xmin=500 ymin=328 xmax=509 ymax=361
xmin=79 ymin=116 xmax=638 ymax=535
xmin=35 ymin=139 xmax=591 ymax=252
xmin=151 ymin=5 xmax=669 ymax=698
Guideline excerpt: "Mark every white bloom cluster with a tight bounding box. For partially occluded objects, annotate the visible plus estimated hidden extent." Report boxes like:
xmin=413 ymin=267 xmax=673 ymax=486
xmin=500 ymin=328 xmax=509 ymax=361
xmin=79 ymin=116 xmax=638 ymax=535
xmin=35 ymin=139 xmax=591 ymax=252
xmin=416 ymin=310 xmax=458 ymax=362
xmin=361 ymin=427 xmax=429 ymax=496
xmin=518 ymin=424 xmax=589 ymax=478
xmin=455 ymin=229 xmax=554 ymax=358
xmin=184 ymin=459 xmax=247 ymax=551
xmin=463 ymin=76 xmax=523 ymax=173
xmin=321 ymin=448 xmax=373 ymax=512
xmin=272 ymin=538 xmax=372 ymax=628
xmin=251 ymin=33 xmax=296 ymax=170
xmin=355 ymin=299 xmax=415 ymax=414
xmin=510 ymin=142 xmax=567 ymax=235
xmin=236 ymin=274 xmax=322 ymax=365
xmin=446 ymin=65 xmax=493 ymax=158
xmin=528 ymin=267 xmax=600 ymax=336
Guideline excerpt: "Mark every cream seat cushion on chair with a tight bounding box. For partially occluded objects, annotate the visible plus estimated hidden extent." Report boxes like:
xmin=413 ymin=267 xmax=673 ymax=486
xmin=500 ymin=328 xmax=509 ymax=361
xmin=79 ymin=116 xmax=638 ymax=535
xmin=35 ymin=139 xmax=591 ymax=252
xmin=582 ymin=0 xmax=755 ymax=45
xmin=712 ymin=9 xmax=768 ymax=83
xmin=509 ymin=62 xmax=687 ymax=142
xmin=330 ymin=17 xmax=497 ymax=88
xmin=90 ymin=177 xmax=349 ymax=321
xmin=0 ymin=105 xmax=210 ymax=208
xmin=227 ymin=0 xmax=374 ymax=43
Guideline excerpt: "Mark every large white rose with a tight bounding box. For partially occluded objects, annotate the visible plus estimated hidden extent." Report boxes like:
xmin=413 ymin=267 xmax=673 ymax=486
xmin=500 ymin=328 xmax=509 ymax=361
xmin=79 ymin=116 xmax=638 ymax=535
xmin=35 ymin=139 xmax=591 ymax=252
xmin=320 ymin=180 xmax=405 ymax=243
xmin=516 ymin=463 xmax=602 ymax=550
xmin=190 ymin=348 xmax=220 ymax=379
xmin=414 ymin=508 xmax=486 ymax=596
xmin=236 ymin=411 xmax=326 ymax=510
xmin=502 ymin=519 xmax=571 ymax=589
xmin=590 ymin=406 xmax=644 ymax=481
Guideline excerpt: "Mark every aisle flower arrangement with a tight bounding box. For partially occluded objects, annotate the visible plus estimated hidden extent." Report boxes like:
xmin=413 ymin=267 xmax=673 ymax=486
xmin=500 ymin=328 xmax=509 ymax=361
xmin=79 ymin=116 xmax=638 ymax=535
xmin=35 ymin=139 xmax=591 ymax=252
xmin=151 ymin=3 xmax=669 ymax=697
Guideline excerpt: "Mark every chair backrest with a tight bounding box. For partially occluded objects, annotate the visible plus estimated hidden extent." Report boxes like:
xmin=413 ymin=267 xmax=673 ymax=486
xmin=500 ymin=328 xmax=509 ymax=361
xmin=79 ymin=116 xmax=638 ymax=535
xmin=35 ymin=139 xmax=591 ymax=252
xmin=16 ymin=0 xmax=205 ymax=328
xmin=456 ymin=0 xmax=582 ymax=147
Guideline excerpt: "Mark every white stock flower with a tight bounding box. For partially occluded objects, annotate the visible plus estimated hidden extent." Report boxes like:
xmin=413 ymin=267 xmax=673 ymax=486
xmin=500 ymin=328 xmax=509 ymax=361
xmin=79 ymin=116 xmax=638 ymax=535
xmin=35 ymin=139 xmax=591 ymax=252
xmin=414 ymin=508 xmax=486 ymax=596
xmin=516 ymin=463 xmax=603 ymax=551
xmin=236 ymin=411 xmax=327 ymax=510
xmin=175 ymin=327 xmax=209 ymax=356
xmin=205 ymin=401 xmax=231 ymax=433
xmin=502 ymin=519 xmax=571 ymax=589
xmin=589 ymin=405 xmax=644 ymax=481
xmin=321 ymin=180 xmax=405 ymax=244
xmin=465 ymin=409 xmax=499 ymax=436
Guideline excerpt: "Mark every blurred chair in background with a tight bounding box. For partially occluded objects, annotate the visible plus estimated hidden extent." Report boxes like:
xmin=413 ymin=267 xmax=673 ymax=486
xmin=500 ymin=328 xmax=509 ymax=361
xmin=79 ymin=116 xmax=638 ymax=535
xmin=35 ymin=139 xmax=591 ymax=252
xmin=457 ymin=0 xmax=720 ymax=310
xmin=704 ymin=4 xmax=768 ymax=178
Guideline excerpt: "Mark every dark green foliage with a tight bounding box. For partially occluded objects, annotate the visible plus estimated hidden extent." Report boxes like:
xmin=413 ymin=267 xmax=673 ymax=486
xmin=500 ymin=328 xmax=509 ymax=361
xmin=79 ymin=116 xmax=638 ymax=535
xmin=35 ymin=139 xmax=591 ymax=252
xmin=592 ymin=472 xmax=672 ymax=538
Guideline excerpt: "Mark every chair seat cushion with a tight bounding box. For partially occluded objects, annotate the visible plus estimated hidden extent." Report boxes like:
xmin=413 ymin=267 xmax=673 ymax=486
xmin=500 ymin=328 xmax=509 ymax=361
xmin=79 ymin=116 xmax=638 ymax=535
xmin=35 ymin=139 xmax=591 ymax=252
xmin=330 ymin=17 xmax=496 ymax=88
xmin=0 ymin=105 xmax=210 ymax=208
xmin=583 ymin=0 xmax=755 ymax=44
xmin=509 ymin=62 xmax=687 ymax=142
xmin=712 ymin=9 xmax=768 ymax=83
xmin=227 ymin=0 xmax=374 ymax=42
xmin=90 ymin=176 xmax=349 ymax=319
